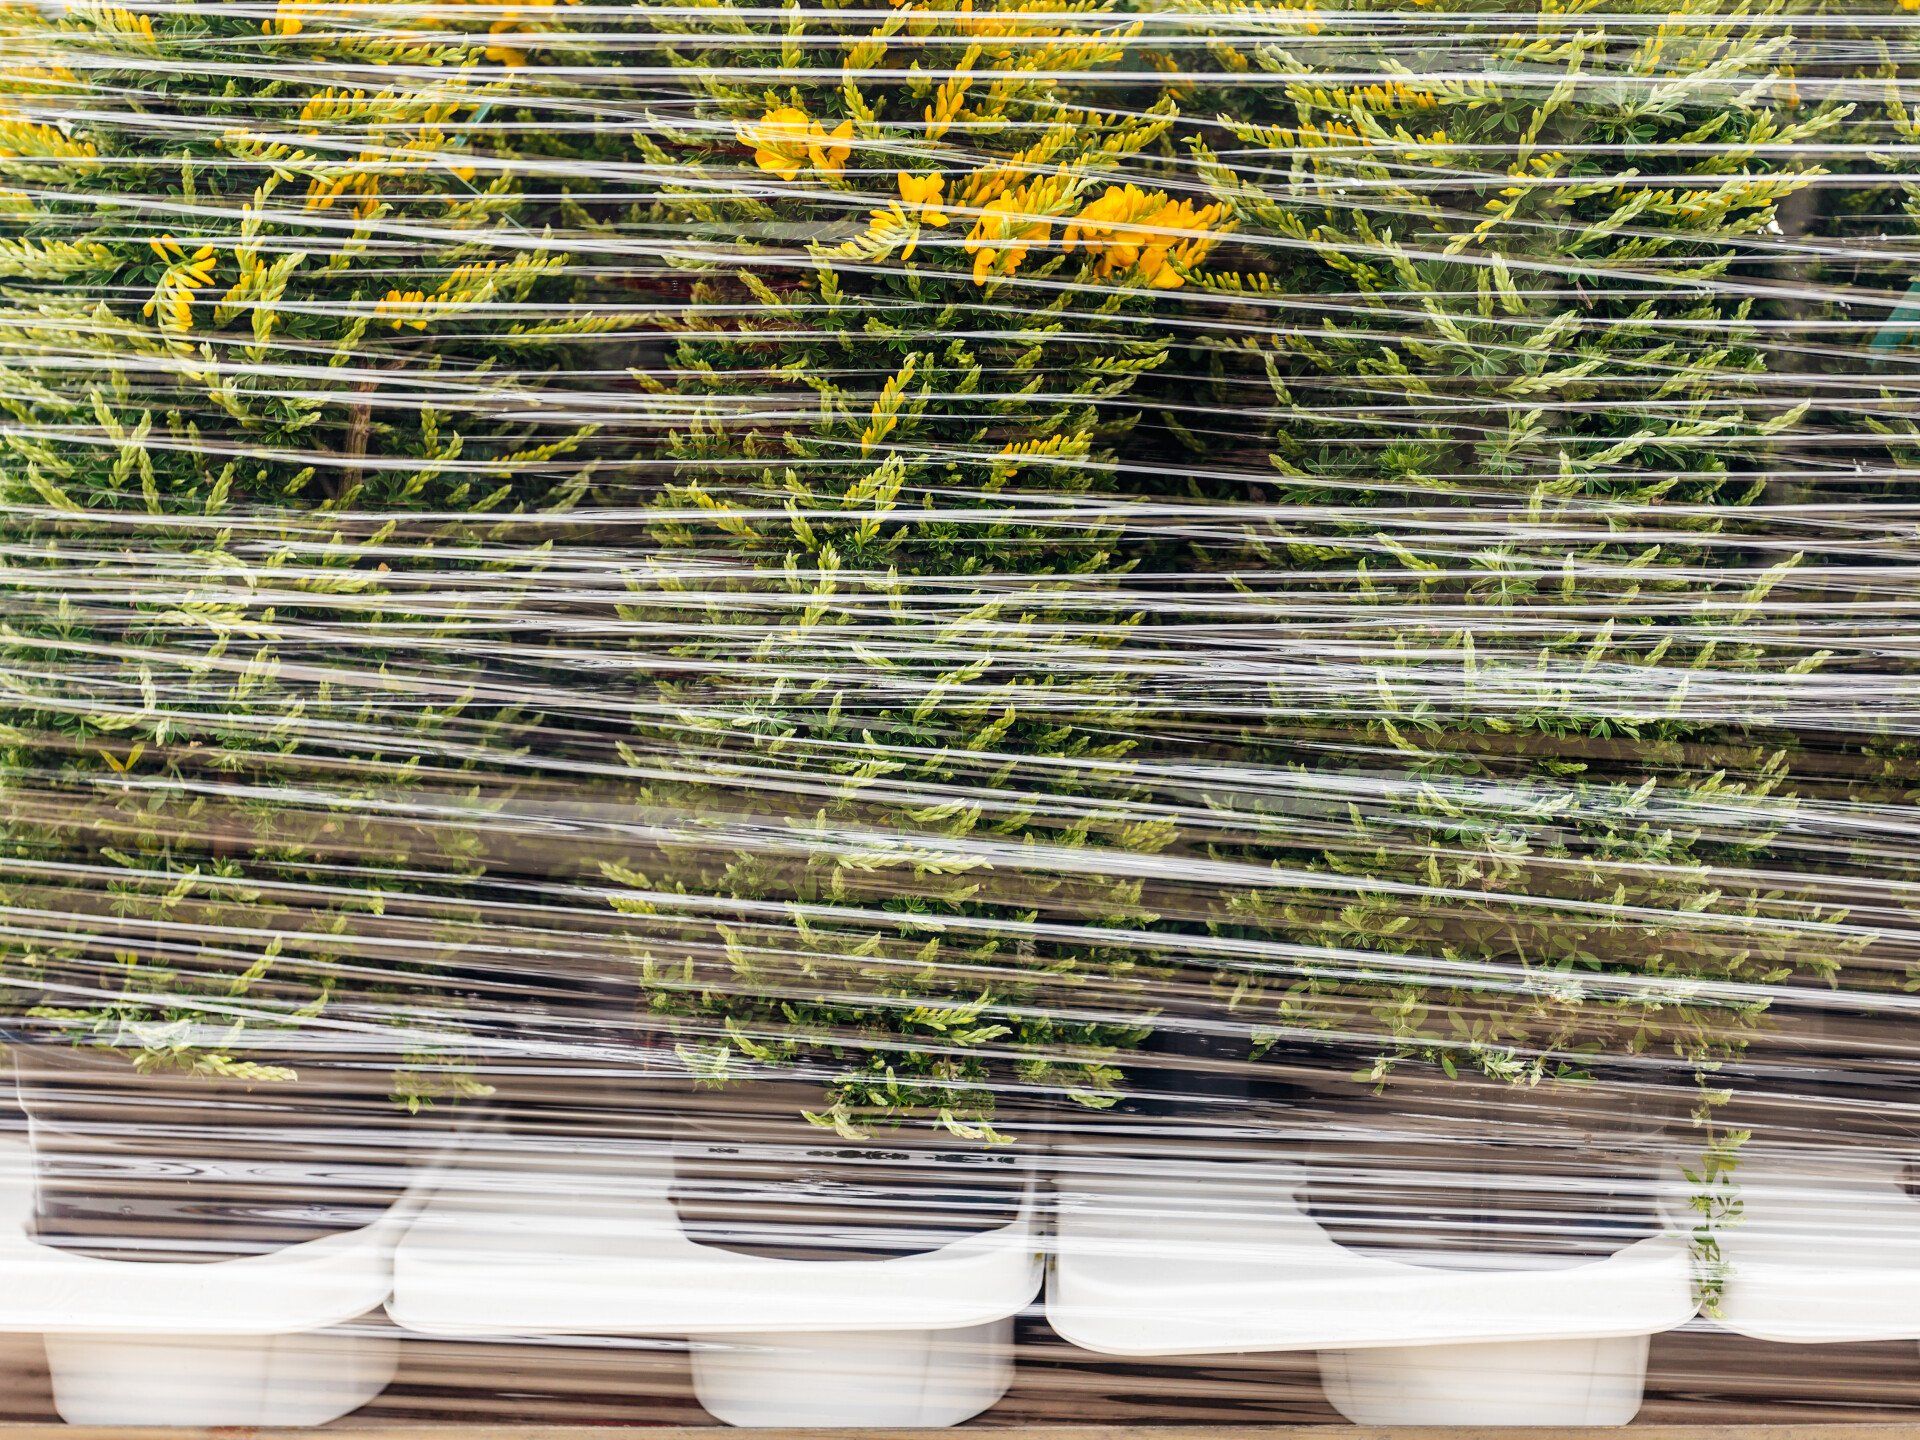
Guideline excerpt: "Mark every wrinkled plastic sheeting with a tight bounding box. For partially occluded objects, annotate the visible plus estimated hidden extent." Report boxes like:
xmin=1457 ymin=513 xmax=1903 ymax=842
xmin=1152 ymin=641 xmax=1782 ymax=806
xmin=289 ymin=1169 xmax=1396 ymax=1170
xmin=1 ymin=0 xmax=1919 ymax=1426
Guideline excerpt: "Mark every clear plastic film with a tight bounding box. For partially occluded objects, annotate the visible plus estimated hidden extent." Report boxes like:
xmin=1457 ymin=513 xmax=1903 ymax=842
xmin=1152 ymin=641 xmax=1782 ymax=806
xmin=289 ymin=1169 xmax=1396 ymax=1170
xmin=1 ymin=0 xmax=1919 ymax=1428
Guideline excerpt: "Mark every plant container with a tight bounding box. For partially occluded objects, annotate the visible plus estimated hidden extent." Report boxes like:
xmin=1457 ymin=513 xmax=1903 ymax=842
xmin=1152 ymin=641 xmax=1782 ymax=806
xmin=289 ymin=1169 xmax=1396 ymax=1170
xmin=0 ymin=1126 xmax=435 ymax=1427
xmin=388 ymin=1084 xmax=1043 ymax=1428
xmin=1295 ymin=1073 xmax=1681 ymax=1423
xmin=12 ymin=1044 xmax=431 ymax=1262
xmin=1048 ymin=1146 xmax=1694 ymax=1428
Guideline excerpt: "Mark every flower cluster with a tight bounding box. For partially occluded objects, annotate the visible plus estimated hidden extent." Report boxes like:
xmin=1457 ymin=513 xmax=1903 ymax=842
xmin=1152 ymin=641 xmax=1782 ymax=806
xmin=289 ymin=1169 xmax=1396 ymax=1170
xmin=1061 ymin=184 xmax=1228 ymax=290
xmin=264 ymin=0 xmax=573 ymax=63
xmin=374 ymin=288 xmax=433 ymax=330
xmin=738 ymin=92 xmax=1225 ymax=290
xmin=897 ymin=171 xmax=947 ymax=223
xmin=961 ymin=179 xmax=1226 ymax=289
xmin=961 ymin=176 xmax=1069 ymax=284
xmin=483 ymin=0 xmax=579 ymax=67
xmin=372 ymin=257 xmax=554 ymax=331
xmin=741 ymin=105 xmax=853 ymax=181
xmin=1302 ymin=77 xmax=1441 ymax=115
xmin=138 ymin=236 xmax=218 ymax=348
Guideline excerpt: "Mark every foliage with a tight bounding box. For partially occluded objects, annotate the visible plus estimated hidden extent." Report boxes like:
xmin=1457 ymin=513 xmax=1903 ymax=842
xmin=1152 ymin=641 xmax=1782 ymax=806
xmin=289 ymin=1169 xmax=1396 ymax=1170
xmin=0 ymin=1 xmax=603 ymax=1085
xmin=1173 ymin=0 xmax=1856 ymax=1091
xmin=599 ymin=0 xmax=1221 ymax=1136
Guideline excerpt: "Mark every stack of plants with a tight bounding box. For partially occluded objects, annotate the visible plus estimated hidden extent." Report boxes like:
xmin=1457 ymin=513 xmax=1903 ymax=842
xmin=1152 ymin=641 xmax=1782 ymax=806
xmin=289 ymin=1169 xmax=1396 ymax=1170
xmin=0 ymin=0 xmax=613 ymax=1255
xmin=2 ymin=0 xmax=1908 ymax=1311
xmin=595 ymin=0 xmax=1229 ymax=1151
xmin=1096 ymin=0 xmax=1876 ymax=1275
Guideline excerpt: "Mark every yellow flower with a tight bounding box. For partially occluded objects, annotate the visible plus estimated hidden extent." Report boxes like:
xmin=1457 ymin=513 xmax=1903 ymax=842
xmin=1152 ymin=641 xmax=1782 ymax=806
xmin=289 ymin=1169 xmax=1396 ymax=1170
xmin=807 ymin=118 xmax=853 ymax=177
xmin=1138 ymin=199 xmax=1226 ymax=290
xmin=375 ymin=289 xmax=431 ymax=331
xmin=262 ymin=1 xmax=304 ymax=35
xmin=486 ymin=18 xmax=527 ymax=65
xmin=738 ymin=108 xmax=852 ymax=181
xmin=141 ymin=242 xmax=217 ymax=319
xmin=741 ymin=106 xmax=810 ymax=181
xmin=898 ymin=171 xmax=947 ymax=226
xmin=0 ymin=116 xmax=98 ymax=163
xmin=178 ymin=243 xmax=217 ymax=285
xmin=101 ymin=6 xmax=155 ymax=41
xmin=1296 ymin=119 xmax=1360 ymax=149
xmin=1062 ymin=183 xmax=1160 ymax=273
xmin=1063 ymin=185 xmax=1225 ymax=291
xmin=304 ymin=174 xmax=349 ymax=211
xmin=481 ymin=0 xmax=572 ymax=61
xmin=965 ymin=192 xmax=1051 ymax=285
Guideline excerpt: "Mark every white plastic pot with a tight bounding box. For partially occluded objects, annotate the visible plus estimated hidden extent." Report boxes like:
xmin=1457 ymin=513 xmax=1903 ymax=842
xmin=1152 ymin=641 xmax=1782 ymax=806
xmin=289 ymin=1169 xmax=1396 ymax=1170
xmin=1048 ymin=1159 xmax=1695 ymax=1427
xmin=388 ymin=1140 xmax=1041 ymax=1428
xmin=41 ymin=1323 xmax=398 ymax=1427
xmin=0 ymin=1135 xmax=432 ymax=1425
xmin=690 ymin=1318 xmax=1015 ymax=1427
xmin=1319 ymin=1335 xmax=1652 ymax=1426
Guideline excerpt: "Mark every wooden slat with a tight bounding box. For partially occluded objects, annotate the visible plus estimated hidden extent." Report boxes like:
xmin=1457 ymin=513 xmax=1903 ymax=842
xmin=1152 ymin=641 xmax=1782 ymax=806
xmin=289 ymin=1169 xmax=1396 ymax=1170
xmin=8 ymin=1427 xmax=1920 ymax=1439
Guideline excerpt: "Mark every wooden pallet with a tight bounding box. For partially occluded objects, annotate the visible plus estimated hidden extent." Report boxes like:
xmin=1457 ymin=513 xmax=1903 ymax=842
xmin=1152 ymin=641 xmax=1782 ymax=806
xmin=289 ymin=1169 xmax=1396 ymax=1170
xmin=1 ymin=1428 xmax=1917 ymax=1439
xmin=2 ymin=1326 xmax=1917 ymax=1432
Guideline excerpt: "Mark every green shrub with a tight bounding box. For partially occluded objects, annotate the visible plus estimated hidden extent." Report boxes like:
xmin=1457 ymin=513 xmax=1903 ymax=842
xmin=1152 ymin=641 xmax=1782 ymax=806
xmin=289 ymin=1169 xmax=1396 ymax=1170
xmin=1174 ymin=0 xmax=1854 ymax=1090
xmin=0 ymin=1 xmax=603 ymax=1092
xmin=600 ymin=0 xmax=1219 ymax=1135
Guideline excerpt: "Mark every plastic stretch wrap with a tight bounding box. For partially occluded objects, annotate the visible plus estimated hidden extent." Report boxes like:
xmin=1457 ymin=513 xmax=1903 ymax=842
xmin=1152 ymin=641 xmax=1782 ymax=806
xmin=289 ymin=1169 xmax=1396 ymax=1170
xmin=1 ymin=0 xmax=1918 ymax=1428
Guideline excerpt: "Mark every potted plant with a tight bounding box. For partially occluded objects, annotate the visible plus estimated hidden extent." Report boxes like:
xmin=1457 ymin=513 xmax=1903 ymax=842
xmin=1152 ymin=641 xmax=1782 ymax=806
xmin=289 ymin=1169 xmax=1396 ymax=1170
xmin=1130 ymin=0 xmax=1863 ymax=1413
xmin=1186 ymin=0 xmax=1833 ymax=1118
xmin=591 ymin=0 xmax=1228 ymax=1251
xmin=0 ymin=0 xmax=607 ymax=1262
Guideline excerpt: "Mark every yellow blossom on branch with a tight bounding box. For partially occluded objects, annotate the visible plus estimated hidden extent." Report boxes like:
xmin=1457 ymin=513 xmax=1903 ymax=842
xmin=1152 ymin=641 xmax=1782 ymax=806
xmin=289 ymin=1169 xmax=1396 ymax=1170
xmin=739 ymin=107 xmax=854 ymax=181
xmin=139 ymin=239 xmax=216 ymax=284
xmin=177 ymin=244 xmax=217 ymax=286
xmin=262 ymin=0 xmax=307 ymax=35
xmin=1062 ymin=184 xmax=1226 ymax=291
xmin=304 ymin=174 xmax=350 ymax=211
xmin=262 ymin=0 xmax=573 ymax=45
xmin=140 ymin=242 xmax=219 ymax=348
xmin=1294 ymin=119 xmax=1361 ymax=148
xmin=853 ymin=172 xmax=950 ymax=261
xmin=87 ymin=6 xmax=156 ymax=43
xmin=1061 ymin=184 xmax=1162 ymax=272
xmin=741 ymin=107 xmax=811 ymax=180
xmin=486 ymin=19 xmax=529 ymax=66
xmin=807 ymin=119 xmax=854 ymax=176
xmin=898 ymin=171 xmax=947 ymax=225
xmin=0 ymin=115 xmax=99 ymax=163
xmin=484 ymin=0 xmax=575 ymax=64
xmin=1316 ymin=78 xmax=1439 ymax=113
xmin=965 ymin=191 xmax=1053 ymax=284
xmin=375 ymin=288 xmax=431 ymax=331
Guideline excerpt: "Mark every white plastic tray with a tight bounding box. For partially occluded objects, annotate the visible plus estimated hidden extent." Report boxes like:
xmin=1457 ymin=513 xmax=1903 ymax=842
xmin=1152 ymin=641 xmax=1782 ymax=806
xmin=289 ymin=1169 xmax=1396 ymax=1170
xmin=1692 ymin=1147 xmax=1920 ymax=1343
xmin=1048 ymin=1160 xmax=1697 ymax=1425
xmin=388 ymin=1143 xmax=1043 ymax=1426
xmin=0 ymin=1135 xmax=422 ymax=1424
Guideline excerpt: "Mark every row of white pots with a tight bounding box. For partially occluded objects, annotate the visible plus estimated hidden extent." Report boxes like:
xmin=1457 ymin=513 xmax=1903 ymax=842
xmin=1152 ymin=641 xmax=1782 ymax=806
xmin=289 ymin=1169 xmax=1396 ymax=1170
xmin=2 ymin=1135 xmax=1909 ymax=1428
